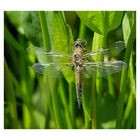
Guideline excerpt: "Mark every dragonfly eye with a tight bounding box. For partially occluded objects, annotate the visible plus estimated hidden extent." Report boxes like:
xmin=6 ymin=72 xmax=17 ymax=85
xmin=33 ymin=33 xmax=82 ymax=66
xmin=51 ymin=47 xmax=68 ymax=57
xmin=74 ymin=39 xmax=87 ymax=48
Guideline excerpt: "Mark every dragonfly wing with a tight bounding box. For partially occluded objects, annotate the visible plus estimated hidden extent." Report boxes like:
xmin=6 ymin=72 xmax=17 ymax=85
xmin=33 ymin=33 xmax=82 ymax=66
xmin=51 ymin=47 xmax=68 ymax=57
xmin=27 ymin=46 xmax=47 ymax=54
xmin=84 ymin=60 xmax=127 ymax=77
xmin=84 ymin=41 xmax=125 ymax=58
xmin=27 ymin=46 xmax=72 ymax=63
xmin=32 ymin=63 xmax=73 ymax=77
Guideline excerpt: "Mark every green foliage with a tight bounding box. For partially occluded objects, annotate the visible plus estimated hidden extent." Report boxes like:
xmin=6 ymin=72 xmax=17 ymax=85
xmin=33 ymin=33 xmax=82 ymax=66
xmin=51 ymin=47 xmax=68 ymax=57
xmin=116 ymin=11 xmax=136 ymax=128
xmin=21 ymin=12 xmax=43 ymax=47
xmin=77 ymin=11 xmax=124 ymax=35
xmin=4 ymin=11 xmax=136 ymax=129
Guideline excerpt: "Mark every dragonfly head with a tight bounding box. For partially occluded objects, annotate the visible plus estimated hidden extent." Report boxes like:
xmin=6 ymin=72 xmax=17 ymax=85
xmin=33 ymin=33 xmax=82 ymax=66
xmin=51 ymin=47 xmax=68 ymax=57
xmin=74 ymin=39 xmax=87 ymax=49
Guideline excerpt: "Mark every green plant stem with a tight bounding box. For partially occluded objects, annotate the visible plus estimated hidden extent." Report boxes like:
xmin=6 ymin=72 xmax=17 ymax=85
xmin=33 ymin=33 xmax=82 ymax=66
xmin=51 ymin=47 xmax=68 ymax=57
xmin=38 ymin=11 xmax=51 ymax=50
xmin=92 ymin=33 xmax=107 ymax=95
xmin=78 ymin=21 xmax=86 ymax=39
xmin=4 ymin=58 xmax=18 ymax=128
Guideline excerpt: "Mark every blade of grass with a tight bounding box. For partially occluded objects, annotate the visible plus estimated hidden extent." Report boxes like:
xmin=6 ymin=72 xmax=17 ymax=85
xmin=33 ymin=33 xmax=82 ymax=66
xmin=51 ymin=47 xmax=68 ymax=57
xmin=38 ymin=11 xmax=51 ymax=50
xmin=4 ymin=58 xmax=18 ymax=128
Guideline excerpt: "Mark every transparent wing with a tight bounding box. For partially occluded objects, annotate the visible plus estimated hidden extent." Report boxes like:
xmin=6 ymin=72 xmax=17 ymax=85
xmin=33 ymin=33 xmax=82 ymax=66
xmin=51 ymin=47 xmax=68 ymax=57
xmin=27 ymin=46 xmax=72 ymax=63
xmin=32 ymin=63 xmax=73 ymax=77
xmin=84 ymin=60 xmax=127 ymax=77
xmin=84 ymin=41 xmax=125 ymax=58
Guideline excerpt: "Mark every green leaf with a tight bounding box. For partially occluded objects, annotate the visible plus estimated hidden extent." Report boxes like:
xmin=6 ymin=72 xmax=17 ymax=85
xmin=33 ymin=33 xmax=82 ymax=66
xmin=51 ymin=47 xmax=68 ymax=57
xmin=97 ymin=94 xmax=117 ymax=123
xmin=47 ymin=11 xmax=75 ymax=83
xmin=77 ymin=11 xmax=124 ymax=35
xmin=5 ymin=10 xmax=136 ymax=129
xmin=33 ymin=110 xmax=46 ymax=128
xmin=5 ymin=11 xmax=22 ymax=28
xmin=39 ymin=11 xmax=51 ymax=50
xmin=122 ymin=11 xmax=136 ymax=45
xmin=82 ymin=77 xmax=93 ymax=120
xmin=21 ymin=12 xmax=43 ymax=46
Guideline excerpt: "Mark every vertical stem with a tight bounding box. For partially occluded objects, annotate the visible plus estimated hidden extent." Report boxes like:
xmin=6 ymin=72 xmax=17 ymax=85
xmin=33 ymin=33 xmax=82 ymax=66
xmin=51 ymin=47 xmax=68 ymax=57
xmin=78 ymin=21 xmax=86 ymax=39
xmin=38 ymin=11 xmax=51 ymax=50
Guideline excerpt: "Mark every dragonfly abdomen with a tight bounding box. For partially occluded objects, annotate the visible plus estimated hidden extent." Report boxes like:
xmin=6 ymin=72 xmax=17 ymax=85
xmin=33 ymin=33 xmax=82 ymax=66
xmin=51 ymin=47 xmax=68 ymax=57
xmin=75 ymin=67 xmax=83 ymax=108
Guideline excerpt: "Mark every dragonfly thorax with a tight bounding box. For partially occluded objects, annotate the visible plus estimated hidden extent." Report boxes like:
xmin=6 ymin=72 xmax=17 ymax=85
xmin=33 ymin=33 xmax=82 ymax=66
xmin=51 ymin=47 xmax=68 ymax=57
xmin=73 ymin=50 xmax=84 ymax=68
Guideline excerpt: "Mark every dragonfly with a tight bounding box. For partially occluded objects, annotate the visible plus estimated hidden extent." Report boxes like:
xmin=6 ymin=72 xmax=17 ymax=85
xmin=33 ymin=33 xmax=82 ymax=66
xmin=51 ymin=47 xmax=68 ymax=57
xmin=27 ymin=39 xmax=127 ymax=108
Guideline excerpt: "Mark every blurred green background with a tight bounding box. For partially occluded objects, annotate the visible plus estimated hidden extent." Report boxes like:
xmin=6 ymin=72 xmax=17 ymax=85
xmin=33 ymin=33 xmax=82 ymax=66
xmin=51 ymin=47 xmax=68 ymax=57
xmin=4 ymin=11 xmax=136 ymax=129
